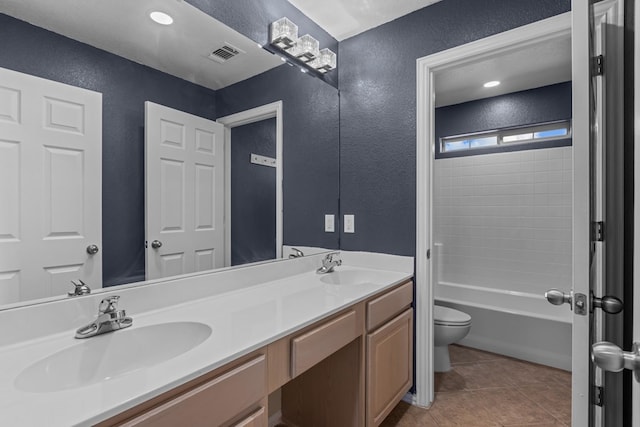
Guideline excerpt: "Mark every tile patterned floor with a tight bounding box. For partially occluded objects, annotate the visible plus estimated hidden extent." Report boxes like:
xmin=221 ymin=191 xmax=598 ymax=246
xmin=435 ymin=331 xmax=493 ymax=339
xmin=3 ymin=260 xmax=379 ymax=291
xmin=380 ymin=345 xmax=572 ymax=427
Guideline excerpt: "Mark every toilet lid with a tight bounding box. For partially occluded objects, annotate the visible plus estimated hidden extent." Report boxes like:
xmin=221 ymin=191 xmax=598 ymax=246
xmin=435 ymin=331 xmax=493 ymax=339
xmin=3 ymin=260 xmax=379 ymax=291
xmin=434 ymin=305 xmax=471 ymax=326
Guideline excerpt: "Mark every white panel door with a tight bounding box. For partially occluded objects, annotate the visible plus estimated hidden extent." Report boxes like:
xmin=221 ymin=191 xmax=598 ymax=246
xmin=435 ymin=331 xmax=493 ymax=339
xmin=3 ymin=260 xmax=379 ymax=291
xmin=0 ymin=67 xmax=102 ymax=304
xmin=145 ymin=102 xmax=224 ymax=280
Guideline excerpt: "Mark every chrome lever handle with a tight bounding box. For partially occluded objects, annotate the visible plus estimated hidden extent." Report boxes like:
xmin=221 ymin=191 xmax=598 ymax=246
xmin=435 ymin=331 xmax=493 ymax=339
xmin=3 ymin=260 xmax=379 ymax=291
xmin=99 ymin=296 xmax=120 ymax=314
xmin=68 ymin=280 xmax=91 ymax=296
xmin=592 ymin=341 xmax=640 ymax=382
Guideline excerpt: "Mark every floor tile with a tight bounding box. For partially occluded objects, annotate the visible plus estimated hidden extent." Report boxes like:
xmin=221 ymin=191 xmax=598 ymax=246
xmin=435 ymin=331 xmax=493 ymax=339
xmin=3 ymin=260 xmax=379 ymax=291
xmin=516 ymin=384 xmax=572 ymax=425
xmin=380 ymin=401 xmax=440 ymax=427
xmin=381 ymin=346 xmax=573 ymax=427
xmin=450 ymin=344 xmax=502 ymax=365
xmin=471 ymin=388 xmax=557 ymax=426
xmin=449 ymin=361 xmax=518 ymax=390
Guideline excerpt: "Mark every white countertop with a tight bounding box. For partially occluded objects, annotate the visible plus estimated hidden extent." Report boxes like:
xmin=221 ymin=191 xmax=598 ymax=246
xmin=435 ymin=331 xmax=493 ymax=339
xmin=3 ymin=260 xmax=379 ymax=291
xmin=0 ymin=252 xmax=413 ymax=426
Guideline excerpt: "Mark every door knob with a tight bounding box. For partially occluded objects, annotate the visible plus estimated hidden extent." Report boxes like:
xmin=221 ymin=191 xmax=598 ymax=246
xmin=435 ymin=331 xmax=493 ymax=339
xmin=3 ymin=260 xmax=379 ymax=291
xmin=592 ymin=293 xmax=623 ymax=314
xmin=545 ymin=289 xmax=572 ymax=306
xmin=592 ymin=341 xmax=640 ymax=381
xmin=86 ymin=244 xmax=99 ymax=255
xmin=151 ymin=240 xmax=162 ymax=249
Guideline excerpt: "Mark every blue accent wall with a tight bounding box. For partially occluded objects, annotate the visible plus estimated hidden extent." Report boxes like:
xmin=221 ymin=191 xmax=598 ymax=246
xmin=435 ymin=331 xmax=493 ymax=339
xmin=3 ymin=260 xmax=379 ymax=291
xmin=185 ymin=0 xmax=338 ymax=88
xmin=435 ymin=82 xmax=572 ymax=158
xmin=337 ymin=0 xmax=571 ymax=256
xmin=231 ymin=119 xmax=277 ymax=265
xmin=0 ymin=14 xmax=217 ymax=287
xmin=216 ymin=65 xmax=341 ymax=250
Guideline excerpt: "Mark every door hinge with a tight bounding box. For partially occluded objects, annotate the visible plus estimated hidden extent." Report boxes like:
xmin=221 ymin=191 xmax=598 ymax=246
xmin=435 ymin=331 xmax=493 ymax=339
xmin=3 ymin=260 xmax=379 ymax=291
xmin=592 ymin=55 xmax=604 ymax=76
xmin=593 ymin=385 xmax=604 ymax=407
xmin=427 ymin=249 xmax=431 ymax=259
xmin=591 ymin=221 xmax=605 ymax=242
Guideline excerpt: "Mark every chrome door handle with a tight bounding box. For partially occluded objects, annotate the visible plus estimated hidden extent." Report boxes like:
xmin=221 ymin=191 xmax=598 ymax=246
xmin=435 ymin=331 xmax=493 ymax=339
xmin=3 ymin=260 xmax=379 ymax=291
xmin=86 ymin=244 xmax=99 ymax=255
xmin=592 ymin=341 xmax=640 ymax=382
xmin=151 ymin=240 xmax=162 ymax=249
xmin=545 ymin=289 xmax=587 ymax=315
xmin=592 ymin=294 xmax=623 ymax=314
xmin=545 ymin=289 xmax=571 ymax=306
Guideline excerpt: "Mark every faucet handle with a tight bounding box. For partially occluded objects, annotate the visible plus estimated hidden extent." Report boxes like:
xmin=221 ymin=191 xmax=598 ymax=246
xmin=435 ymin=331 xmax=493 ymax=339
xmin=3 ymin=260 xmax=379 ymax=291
xmin=99 ymin=296 xmax=120 ymax=314
xmin=68 ymin=279 xmax=91 ymax=296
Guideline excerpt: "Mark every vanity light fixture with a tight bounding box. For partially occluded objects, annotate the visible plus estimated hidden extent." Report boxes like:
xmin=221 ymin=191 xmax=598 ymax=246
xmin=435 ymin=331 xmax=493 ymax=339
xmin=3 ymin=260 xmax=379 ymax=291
xmin=149 ymin=11 xmax=173 ymax=26
xmin=483 ymin=80 xmax=501 ymax=88
xmin=269 ymin=17 xmax=337 ymax=74
xmin=287 ymin=34 xmax=320 ymax=63
xmin=309 ymin=48 xmax=337 ymax=74
xmin=270 ymin=17 xmax=298 ymax=49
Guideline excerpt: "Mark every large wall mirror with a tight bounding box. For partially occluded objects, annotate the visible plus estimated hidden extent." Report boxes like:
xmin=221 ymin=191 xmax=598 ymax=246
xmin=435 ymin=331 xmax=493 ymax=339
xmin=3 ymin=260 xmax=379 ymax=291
xmin=0 ymin=0 xmax=340 ymax=309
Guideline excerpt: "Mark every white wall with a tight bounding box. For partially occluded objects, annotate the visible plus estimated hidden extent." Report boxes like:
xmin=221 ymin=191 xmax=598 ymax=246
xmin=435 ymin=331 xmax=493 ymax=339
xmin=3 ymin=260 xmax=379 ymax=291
xmin=433 ymin=146 xmax=573 ymax=369
xmin=434 ymin=146 xmax=573 ymax=296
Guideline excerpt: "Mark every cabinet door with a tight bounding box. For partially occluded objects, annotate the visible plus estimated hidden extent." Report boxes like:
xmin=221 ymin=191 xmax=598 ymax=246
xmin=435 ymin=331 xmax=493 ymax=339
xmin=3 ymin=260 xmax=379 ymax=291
xmin=366 ymin=309 xmax=413 ymax=427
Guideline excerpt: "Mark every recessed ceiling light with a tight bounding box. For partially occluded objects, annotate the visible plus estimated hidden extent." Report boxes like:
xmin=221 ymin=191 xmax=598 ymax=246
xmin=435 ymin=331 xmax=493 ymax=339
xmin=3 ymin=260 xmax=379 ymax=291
xmin=483 ymin=80 xmax=500 ymax=88
xmin=150 ymin=11 xmax=173 ymax=26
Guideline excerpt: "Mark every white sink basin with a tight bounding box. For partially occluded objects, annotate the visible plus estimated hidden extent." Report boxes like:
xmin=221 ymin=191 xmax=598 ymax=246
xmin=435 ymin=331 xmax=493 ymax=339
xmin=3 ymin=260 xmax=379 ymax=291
xmin=320 ymin=268 xmax=386 ymax=285
xmin=15 ymin=321 xmax=211 ymax=393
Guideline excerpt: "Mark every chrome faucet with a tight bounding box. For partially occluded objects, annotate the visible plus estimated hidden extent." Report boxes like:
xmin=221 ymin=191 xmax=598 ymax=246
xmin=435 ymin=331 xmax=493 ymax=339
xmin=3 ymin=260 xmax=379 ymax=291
xmin=289 ymin=247 xmax=305 ymax=258
xmin=68 ymin=279 xmax=91 ymax=297
xmin=75 ymin=296 xmax=133 ymax=339
xmin=316 ymin=252 xmax=342 ymax=274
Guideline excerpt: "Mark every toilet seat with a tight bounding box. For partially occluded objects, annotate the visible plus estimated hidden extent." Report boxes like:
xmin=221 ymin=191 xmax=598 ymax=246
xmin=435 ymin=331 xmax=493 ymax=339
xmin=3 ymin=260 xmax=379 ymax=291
xmin=434 ymin=305 xmax=471 ymax=326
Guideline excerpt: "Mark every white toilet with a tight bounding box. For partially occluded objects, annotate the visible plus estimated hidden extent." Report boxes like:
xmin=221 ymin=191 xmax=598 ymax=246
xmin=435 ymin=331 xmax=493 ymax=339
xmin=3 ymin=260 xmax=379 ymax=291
xmin=433 ymin=305 xmax=472 ymax=372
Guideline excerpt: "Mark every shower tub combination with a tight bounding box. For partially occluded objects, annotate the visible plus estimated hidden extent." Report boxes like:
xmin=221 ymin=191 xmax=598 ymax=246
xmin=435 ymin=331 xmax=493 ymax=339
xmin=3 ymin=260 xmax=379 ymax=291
xmin=434 ymin=243 xmax=571 ymax=371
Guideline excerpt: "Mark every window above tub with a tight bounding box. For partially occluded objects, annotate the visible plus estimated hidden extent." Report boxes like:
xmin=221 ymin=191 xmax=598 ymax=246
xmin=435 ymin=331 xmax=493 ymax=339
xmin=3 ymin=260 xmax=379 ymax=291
xmin=439 ymin=120 xmax=572 ymax=156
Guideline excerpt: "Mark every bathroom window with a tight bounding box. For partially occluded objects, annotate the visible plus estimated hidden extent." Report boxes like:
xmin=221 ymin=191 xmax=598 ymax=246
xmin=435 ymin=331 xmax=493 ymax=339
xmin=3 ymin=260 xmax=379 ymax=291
xmin=440 ymin=120 xmax=571 ymax=154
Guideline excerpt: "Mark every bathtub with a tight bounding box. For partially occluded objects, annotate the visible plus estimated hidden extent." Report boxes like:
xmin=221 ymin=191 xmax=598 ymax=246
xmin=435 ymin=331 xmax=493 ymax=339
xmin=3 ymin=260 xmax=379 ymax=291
xmin=435 ymin=281 xmax=572 ymax=371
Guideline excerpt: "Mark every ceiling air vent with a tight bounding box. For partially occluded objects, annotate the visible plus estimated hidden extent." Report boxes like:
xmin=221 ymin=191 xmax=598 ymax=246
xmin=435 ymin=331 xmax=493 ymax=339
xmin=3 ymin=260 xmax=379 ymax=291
xmin=207 ymin=43 xmax=245 ymax=64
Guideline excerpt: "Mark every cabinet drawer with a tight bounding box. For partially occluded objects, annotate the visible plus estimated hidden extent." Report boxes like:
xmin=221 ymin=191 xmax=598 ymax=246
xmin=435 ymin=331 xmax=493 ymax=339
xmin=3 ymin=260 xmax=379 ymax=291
xmin=291 ymin=310 xmax=358 ymax=377
xmin=121 ymin=355 xmax=266 ymax=427
xmin=367 ymin=281 xmax=413 ymax=331
xmin=232 ymin=406 xmax=267 ymax=427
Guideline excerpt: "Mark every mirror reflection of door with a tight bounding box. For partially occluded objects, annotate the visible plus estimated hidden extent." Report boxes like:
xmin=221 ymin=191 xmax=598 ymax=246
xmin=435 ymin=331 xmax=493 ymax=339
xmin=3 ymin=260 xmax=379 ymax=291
xmin=230 ymin=118 xmax=276 ymax=266
xmin=0 ymin=67 xmax=102 ymax=304
xmin=145 ymin=102 xmax=225 ymax=280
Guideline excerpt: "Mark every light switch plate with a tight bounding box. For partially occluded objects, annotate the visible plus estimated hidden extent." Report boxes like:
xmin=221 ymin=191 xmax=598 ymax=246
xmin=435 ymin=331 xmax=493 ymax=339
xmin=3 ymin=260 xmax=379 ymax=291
xmin=324 ymin=214 xmax=335 ymax=232
xmin=344 ymin=214 xmax=355 ymax=233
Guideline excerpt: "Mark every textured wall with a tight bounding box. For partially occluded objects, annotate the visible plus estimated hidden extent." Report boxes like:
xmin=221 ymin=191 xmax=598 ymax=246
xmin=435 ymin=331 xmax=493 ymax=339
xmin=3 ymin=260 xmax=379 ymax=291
xmin=231 ymin=119 xmax=277 ymax=265
xmin=0 ymin=14 xmax=217 ymax=287
xmin=338 ymin=0 xmax=571 ymax=256
xmin=186 ymin=0 xmax=338 ymax=88
xmin=433 ymin=147 xmax=573 ymax=294
xmin=216 ymin=65 xmax=340 ymax=250
xmin=435 ymin=82 xmax=572 ymax=158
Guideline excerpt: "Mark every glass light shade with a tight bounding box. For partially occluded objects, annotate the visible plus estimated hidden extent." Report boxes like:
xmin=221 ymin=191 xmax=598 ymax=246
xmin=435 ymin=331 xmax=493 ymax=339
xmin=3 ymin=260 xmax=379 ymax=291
xmin=309 ymin=48 xmax=337 ymax=73
xmin=287 ymin=34 xmax=319 ymax=62
xmin=270 ymin=18 xmax=298 ymax=49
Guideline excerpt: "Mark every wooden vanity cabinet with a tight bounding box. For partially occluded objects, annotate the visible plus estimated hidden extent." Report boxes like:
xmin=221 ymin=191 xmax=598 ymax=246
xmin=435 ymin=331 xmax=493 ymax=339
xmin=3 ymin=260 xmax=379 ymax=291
xmin=98 ymin=279 xmax=413 ymax=427
xmin=98 ymin=352 xmax=268 ymax=427
xmin=365 ymin=281 xmax=414 ymax=427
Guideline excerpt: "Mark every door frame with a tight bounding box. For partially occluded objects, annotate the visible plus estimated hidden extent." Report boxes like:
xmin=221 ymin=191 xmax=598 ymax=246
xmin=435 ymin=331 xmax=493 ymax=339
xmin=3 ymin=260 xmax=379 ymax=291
xmin=633 ymin=0 xmax=640 ymax=420
xmin=216 ymin=101 xmax=284 ymax=266
xmin=415 ymin=13 xmax=572 ymax=408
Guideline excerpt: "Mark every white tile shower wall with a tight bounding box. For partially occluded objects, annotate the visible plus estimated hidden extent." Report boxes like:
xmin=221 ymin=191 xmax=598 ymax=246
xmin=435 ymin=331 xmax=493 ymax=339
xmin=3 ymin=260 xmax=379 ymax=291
xmin=433 ymin=147 xmax=572 ymax=295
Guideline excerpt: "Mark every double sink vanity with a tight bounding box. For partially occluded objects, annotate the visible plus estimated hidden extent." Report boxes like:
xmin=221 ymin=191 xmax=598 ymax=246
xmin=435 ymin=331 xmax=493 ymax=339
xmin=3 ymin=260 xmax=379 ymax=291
xmin=0 ymin=251 xmax=414 ymax=426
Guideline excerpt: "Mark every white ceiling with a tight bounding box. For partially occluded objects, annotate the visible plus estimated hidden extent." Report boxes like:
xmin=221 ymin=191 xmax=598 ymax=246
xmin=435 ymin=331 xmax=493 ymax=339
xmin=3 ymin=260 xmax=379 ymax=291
xmin=2 ymin=0 xmax=572 ymax=103
xmin=434 ymin=34 xmax=572 ymax=107
xmin=0 ymin=0 xmax=283 ymax=90
xmin=287 ymin=0 xmax=442 ymax=41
